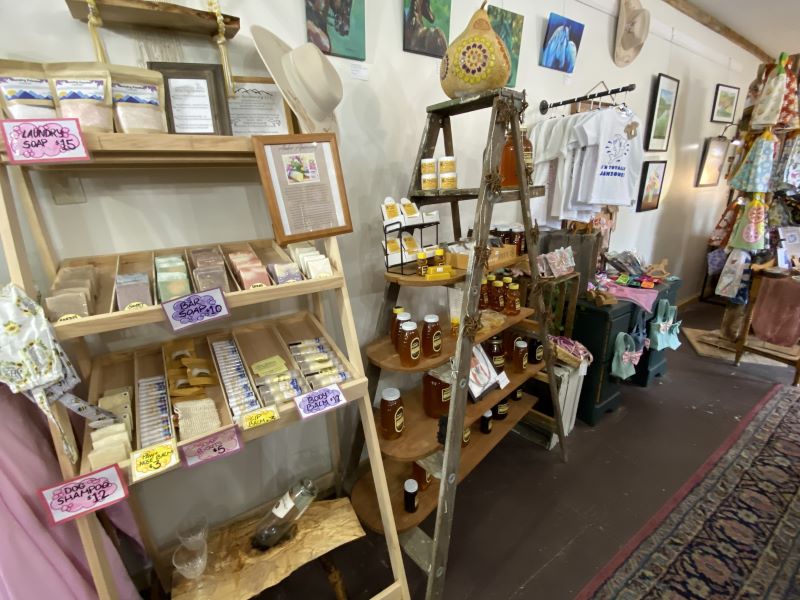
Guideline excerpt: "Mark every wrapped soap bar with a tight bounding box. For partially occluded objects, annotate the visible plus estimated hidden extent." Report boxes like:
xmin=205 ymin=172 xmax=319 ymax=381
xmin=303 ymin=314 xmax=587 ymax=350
xmin=155 ymin=255 xmax=187 ymax=274
xmin=306 ymin=256 xmax=333 ymax=279
xmin=190 ymin=246 xmax=225 ymax=268
xmin=157 ymin=272 xmax=191 ymax=302
xmin=45 ymin=290 xmax=91 ymax=321
xmin=239 ymin=265 xmax=270 ymax=289
xmin=116 ymin=272 xmax=152 ymax=309
xmin=193 ymin=265 xmax=229 ymax=292
xmin=268 ymin=262 xmax=304 ymax=284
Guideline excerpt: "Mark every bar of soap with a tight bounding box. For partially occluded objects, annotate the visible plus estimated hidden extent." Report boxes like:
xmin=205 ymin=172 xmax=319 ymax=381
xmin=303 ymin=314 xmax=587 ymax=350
xmin=239 ymin=265 xmax=270 ymax=289
xmin=268 ymin=262 xmax=304 ymax=284
xmin=193 ymin=265 xmax=229 ymax=292
xmin=157 ymin=272 xmax=191 ymax=302
xmin=116 ymin=272 xmax=152 ymax=309
xmin=155 ymin=255 xmax=188 ymax=274
xmin=45 ymin=291 xmax=91 ymax=320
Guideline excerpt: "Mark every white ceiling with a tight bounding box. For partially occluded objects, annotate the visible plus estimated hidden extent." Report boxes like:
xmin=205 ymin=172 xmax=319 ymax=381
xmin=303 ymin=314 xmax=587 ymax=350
xmin=686 ymin=0 xmax=800 ymax=58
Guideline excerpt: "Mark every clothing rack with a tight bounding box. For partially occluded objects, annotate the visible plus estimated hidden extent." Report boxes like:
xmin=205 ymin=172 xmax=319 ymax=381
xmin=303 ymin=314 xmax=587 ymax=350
xmin=539 ymin=83 xmax=636 ymax=115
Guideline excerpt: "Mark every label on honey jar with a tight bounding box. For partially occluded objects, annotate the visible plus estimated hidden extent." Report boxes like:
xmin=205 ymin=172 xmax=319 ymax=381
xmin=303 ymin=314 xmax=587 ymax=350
xmin=498 ymin=402 xmax=509 ymax=415
xmin=535 ymin=345 xmax=544 ymax=361
xmin=522 ymin=354 xmax=528 ymax=369
xmin=410 ymin=338 xmax=421 ymax=360
xmin=493 ymin=356 xmax=505 ymax=367
xmin=432 ymin=331 xmax=442 ymax=352
xmin=514 ymin=299 xmax=521 ymax=311
xmin=394 ymin=407 xmax=405 ymax=433
xmin=442 ymin=387 xmax=451 ymax=403
xmin=462 ymin=427 xmax=471 ymax=444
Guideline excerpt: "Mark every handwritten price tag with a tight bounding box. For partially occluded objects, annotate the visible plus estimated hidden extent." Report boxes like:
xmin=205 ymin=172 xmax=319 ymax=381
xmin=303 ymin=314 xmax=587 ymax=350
xmin=1 ymin=118 xmax=90 ymax=164
xmin=130 ymin=441 xmax=179 ymax=483
xmin=294 ymin=385 xmax=345 ymax=419
xmin=39 ymin=464 xmax=128 ymax=525
xmin=161 ymin=287 xmax=229 ymax=333
xmin=181 ymin=427 xmax=242 ymax=467
xmin=242 ymin=406 xmax=280 ymax=430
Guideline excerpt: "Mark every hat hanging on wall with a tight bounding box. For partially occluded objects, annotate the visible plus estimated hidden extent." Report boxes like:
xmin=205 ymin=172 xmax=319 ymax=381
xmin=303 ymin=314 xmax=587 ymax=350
xmin=614 ymin=0 xmax=650 ymax=67
xmin=250 ymin=25 xmax=343 ymax=133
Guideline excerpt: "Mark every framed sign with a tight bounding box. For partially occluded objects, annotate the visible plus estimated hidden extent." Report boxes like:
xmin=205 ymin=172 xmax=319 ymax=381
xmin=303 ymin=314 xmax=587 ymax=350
xmin=711 ymin=84 xmax=739 ymax=124
xmin=696 ymin=137 xmax=730 ymax=187
xmin=636 ymin=160 xmax=667 ymax=212
xmin=253 ymin=133 xmax=353 ymax=245
xmin=645 ymin=73 xmax=680 ymax=152
xmin=228 ymin=76 xmax=294 ymax=136
xmin=147 ymin=62 xmax=231 ymax=135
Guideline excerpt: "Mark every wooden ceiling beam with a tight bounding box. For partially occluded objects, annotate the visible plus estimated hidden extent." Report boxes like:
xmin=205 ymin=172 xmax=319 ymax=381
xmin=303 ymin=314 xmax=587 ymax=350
xmin=661 ymin=0 xmax=773 ymax=63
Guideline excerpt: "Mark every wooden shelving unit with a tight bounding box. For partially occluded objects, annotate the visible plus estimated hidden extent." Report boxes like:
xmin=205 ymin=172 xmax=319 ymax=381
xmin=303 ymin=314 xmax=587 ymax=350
xmin=408 ymin=186 xmax=545 ymax=206
xmin=383 ymin=252 xmax=525 ymax=287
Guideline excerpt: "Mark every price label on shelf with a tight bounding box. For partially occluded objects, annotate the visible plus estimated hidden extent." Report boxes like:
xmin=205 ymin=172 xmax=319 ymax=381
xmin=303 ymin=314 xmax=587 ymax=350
xmin=39 ymin=464 xmax=128 ymax=525
xmin=181 ymin=427 xmax=242 ymax=468
xmin=161 ymin=287 xmax=230 ymax=333
xmin=294 ymin=385 xmax=344 ymax=419
xmin=130 ymin=440 xmax=179 ymax=483
xmin=497 ymin=372 xmax=510 ymax=390
xmin=1 ymin=118 xmax=90 ymax=164
xmin=242 ymin=406 xmax=279 ymax=430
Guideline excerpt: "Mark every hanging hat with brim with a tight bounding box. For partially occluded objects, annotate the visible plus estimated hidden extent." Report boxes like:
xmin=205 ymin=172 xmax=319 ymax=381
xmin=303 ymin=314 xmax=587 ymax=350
xmin=614 ymin=0 xmax=650 ymax=67
xmin=251 ymin=25 xmax=343 ymax=134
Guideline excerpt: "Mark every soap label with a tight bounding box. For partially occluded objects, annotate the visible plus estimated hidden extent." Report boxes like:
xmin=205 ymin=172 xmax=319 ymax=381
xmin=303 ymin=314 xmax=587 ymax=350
xmin=294 ymin=385 xmax=344 ymax=419
xmin=130 ymin=441 xmax=179 ymax=483
xmin=181 ymin=427 xmax=242 ymax=468
xmin=242 ymin=406 xmax=280 ymax=430
xmin=162 ymin=287 xmax=229 ymax=332
xmin=39 ymin=464 xmax=128 ymax=525
xmin=1 ymin=118 xmax=90 ymax=164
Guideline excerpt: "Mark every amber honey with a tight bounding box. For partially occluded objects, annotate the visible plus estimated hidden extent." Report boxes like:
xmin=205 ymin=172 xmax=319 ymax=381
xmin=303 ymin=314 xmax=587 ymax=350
xmin=421 ymin=315 xmax=442 ymax=357
xmin=422 ymin=371 xmax=451 ymax=418
xmin=398 ymin=321 xmax=421 ymax=367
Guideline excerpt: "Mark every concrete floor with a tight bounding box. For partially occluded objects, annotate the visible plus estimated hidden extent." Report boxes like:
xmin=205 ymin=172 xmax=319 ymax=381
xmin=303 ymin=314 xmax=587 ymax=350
xmin=262 ymin=302 xmax=795 ymax=600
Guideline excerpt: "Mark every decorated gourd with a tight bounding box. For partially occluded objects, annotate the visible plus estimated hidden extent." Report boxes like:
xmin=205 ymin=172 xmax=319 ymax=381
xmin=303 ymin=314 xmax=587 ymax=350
xmin=440 ymin=1 xmax=511 ymax=99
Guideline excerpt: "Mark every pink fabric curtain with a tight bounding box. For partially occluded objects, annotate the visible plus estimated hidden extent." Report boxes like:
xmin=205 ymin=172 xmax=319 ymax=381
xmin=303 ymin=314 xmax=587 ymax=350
xmin=0 ymin=385 xmax=140 ymax=600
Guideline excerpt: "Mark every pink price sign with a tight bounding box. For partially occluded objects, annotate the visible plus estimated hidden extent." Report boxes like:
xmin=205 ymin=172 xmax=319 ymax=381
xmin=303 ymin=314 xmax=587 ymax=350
xmin=39 ymin=464 xmax=129 ymax=526
xmin=180 ymin=427 xmax=242 ymax=468
xmin=1 ymin=118 xmax=90 ymax=164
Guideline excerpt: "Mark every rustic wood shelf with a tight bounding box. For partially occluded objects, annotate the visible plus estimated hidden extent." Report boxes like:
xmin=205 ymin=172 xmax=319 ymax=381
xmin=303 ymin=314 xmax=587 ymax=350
xmin=376 ymin=362 xmax=544 ymax=461
xmin=383 ymin=253 xmax=526 ymax=288
xmin=408 ymin=186 xmax=544 ymax=206
xmin=65 ymin=0 xmax=240 ymax=38
xmin=351 ymin=393 xmax=537 ymax=533
xmin=366 ymin=307 xmax=534 ymax=373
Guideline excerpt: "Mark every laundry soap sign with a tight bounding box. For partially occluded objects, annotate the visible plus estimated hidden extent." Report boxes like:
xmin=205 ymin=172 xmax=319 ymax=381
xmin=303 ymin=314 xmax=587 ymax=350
xmin=39 ymin=464 xmax=128 ymax=525
xmin=131 ymin=440 xmax=179 ymax=483
xmin=162 ymin=287 xmax=229 ymax=332
xmin=295 ymin=385 xmax=345 ymax=418
xmin=1 ymin=118 xmax=90 ymax=164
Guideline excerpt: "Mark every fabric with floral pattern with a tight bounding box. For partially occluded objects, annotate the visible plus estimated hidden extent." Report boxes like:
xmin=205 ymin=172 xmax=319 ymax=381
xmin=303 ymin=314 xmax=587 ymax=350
xmin=729 ymin=130 xmax=777 ymax=193
xmin=728 ymin=194 xmax=767 ymax=252
xmin=778 ymin=66 xmax=800 ymax=129
xmin=772 ymin=135 xmax=800 ymax=192
xmin=751 ymin=60 xmax=787 ymax=128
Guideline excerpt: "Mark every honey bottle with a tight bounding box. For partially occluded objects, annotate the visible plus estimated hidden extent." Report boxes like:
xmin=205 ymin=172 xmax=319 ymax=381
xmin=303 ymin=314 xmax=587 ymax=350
xmin=393 ymin=312 xmax=411 ymax=350
xmin=398 ymin=321 xmax=421 ymax=367
xmin=521 ymin=126 xmax=534 ymax=185
xmin=379 ymin=388 xmax=404 ymax=440
xmin=422 ymin=370 xmax=451 ymax=418
xmin=421 ymin=314 xmax=442 ymax=357
xmin=416 ymin=252 xmax=428 ymax=277
xmin=433 ymin=248 xmax=445 ymax=266
xmin=483 ymin=335 xmax=505 ymax=373
xmin=489 ymin=280 xmax=505 ymax=312
xmin=499 ymin=127 xmax=519 ymax=188
xmin=389 ymin=306 xmax=405 ymax=344
xmin=479 ymin=277 xmax=489 ymax=310
xmin=450 ymin=316 xmax=460 ymax=337
xmin=512 ymin=339 xmax=528 ymax=372
xmin=505 ymin=283 xmax=521 ymax=316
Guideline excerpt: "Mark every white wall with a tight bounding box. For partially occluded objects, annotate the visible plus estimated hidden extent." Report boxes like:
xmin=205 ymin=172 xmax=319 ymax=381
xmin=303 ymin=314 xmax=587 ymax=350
xmin=0 ymin=0 xmax=760 ymax=545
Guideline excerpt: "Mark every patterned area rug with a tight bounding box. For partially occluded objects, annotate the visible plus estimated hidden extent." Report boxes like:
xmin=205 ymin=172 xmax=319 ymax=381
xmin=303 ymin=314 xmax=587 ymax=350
xmin=577 ymin=384 xmax=800 ymax=599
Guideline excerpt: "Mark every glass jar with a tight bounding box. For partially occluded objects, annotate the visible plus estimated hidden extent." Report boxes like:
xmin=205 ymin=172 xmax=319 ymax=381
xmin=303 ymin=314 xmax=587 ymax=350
xmin=393 ymin=312 xmax=411 ymax=351
xmin=433 ymin=248 xmax=445 ymax=266
xmin=421 ymin=314 xmax=442 ymax=357
xmin=499 ymin=128 xmax=519 ymax=188
xmin=489 ymin=280 xmax=505 ymax=312
xmin=404 ymin=479 xmax=418 ymax=513
xmin=422 ymin=370 xmax=451 ymax=418
xmin=479 ymin=277 xmax=489 ymax=310
xmin=483 ymin=335 xmax=505 ymax=373
xmin=530 ymin=338 xmax=544 ymax=364
xmin=512 ymin=339 xmax=528 ymax=372
xmin=389 ymin=306 xmax=405 ymax=345
xmin=398 ymin=321 xmax=421 ymax=367
xmin=503 ymin=330 xmax=523 ymax=360
xmin=412 ymin=462 xmax=432 ymax=491
xmin=511 ymin=226 xmax=525 ymax=255
xmin=521 ymin=126 xmax=533 ymax=185
xmin=505 ymin=283 xmax=521 ymax=316
xmin=251 ymin=479 xmax=318 ymax=551
xmin=492 ymin=398 xmax=509 ymax=420
xmin=379 ymin=387 xmax=404 ymax=440
xmin=480 ymin=410 xmax=493 ymax=434
xmin=416 ymin=252 xmax=428 ymax=277
xmin=450 ymin=316 xmax=460 ymax=337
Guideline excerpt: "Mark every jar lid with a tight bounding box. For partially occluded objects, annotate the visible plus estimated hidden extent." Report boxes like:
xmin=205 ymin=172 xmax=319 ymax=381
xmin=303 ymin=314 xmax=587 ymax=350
xmin=451 ymin=316 xmax=460 ymax=324
xmin=497 ymin=225 xmax=511 ymax=232
xmin=382 ymin=387 xmax=401 ymax=401
xmin=492 ymin=280 xmax=504 ymax=287
xmin=417 ymin=252 xmax=427 ymax=259
xmin=487 ymin=274 xmax=496 ymax=281
xmin=434 ymin=248 xmax=445 ymax=256
xmin=515 ymin=339 xmax=528 ymax=348
xmin=398 ymin=312 xmax=411 ymax=321
xmin=481 ymin=277 xmax=487 ymax=284
xmin=502 ymin=276 xmax=512 ymax=283
xmin=509 ymin=283 xmax=519 ymax=290
xmin=483 ymin=410 xmax=493 ymax=418
xmin=424 ymin=314 xmax=440 ymax=324
xmin=401 ymin=321 xmax=418 ymax=331
xmin=511 ymin=225 xmax=524 ymax=232
xmin=393 ymin=306 xmax=405 ymax=314
xmin=404 ymin=479 xmax=419 ymax=493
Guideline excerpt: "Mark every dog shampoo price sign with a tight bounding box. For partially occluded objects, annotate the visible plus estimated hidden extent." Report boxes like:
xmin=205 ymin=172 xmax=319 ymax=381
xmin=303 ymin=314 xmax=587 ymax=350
xmin=39 ymin=465 xmax=129 ymax=525
xmin=131 ymin=441 xmax=179 ymax=483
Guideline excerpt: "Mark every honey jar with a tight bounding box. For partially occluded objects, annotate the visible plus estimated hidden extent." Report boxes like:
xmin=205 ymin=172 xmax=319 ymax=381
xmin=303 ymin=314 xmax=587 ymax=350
xmin=416 ymin=252 xmax=429 ymax=277
xmin=393 ymin=312 xmax=411 ymax=350
xmin=503 ymin=330 xmax=523 ymax=359
xmin=450 ymin=316 xmax=460 ymax=337
xmin=511 ymin=225 xmax=525 ymax=255
xmin=492 ymin=399 xmax=509 ymax=421
xmin=389 ymin=306 xmax=405 ymax=345
xmin=505 ymin=283 xmax=521 ymax=316
xmin=380 ymin=387 xmax=404 ymax=440
xmin=512 ymin=339 xmax=528 ymax=372
xmin=483 ymin=335 xmax=505 ymax=373
xmin=420 ymin=158 xmax=436 ymax=175
xmin=530 ymin=338 xmax=544 ymax=364
xmin=421 ymin=173 xmax=437 ymax=190
xmin=398 ymin=321 xmax=421 ymax=367
xmin=412 ymin=462 xmax=432 ymax=491
xmin=439 ymin=172 xmax=458 ymax=190
xmin=421 ymin=314 xmax=442 ymax=357
xmin=433 ymin=248 xmax=445 ymax=266
xmin=489 ymin=280 xmax=505 ymax=312
xmin=422 ymin=368 xmax=451 ymax=418
xmin=479 ymin=278 xmax=489 ymax=310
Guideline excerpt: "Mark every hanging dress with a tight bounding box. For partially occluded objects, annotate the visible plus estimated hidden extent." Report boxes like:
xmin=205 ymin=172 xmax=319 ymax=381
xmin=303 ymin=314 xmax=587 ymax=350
xmin=729 ymin=129 xmax=777 ymax=193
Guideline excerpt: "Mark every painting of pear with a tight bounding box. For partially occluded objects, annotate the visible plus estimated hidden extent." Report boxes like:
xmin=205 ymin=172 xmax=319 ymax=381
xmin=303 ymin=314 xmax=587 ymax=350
xmin=440 ymin=1 xmax=511 ymax=98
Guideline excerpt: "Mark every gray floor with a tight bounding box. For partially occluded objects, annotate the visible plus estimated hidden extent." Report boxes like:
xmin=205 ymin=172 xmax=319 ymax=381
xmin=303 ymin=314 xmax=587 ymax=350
xmin=262 ymin=302 xmax=794 ymax=600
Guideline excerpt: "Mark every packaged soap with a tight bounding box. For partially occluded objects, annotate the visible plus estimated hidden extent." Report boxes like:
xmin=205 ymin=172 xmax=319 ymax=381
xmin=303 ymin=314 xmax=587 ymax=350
xmin=115 ymin=272 xmax=152 ymax=310
xmin=193 ymin=265 xmax=229 ymax=292
xmin=267 ymin=262 xmax=304 ymax=284
xmin=306 ymin=256 xmax=333 ymax=279
xmin=46 ymin=62 xmax=113 ymax=132
xmin=108 ymin=65 xmax=167 ymax=133
xmin=45 ymin=290 xmax=91 ymax=321
xmin=0 ymin=60 xmax=56 ymax=119
xmin=239 ymin=265 xmax=270 ymax=289
xmin=155 ymin=255 xmax=188 ymax=274
xmin=157 ymin=272 xmax=191 ymax=302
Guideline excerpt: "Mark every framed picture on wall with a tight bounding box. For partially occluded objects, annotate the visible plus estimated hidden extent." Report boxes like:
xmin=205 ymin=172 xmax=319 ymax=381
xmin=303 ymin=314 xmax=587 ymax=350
xmin=636 ymin=160 xmax=667 ymax=212
xmin=645 ymin=73 xmax=680 ymax=151
xmin=487 ymin=5 xmax=524 ymax=86
xmin=710 ymin=84 xmax=739 ymax=124
xmin=696 ymin=136 xmax=730 ymax=187
xmin=228 ymin=76 xmax=295 ymax=136
xmin=402 ymin=0 xmax=451 ymax=58
xmin=253 ymin=133 xmax=353 ymax=245
xmin=305 ymin=0 xmax=366 ymax=61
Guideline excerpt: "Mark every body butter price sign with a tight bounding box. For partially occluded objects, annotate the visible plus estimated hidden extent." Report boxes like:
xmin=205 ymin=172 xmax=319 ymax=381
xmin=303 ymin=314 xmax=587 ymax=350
xmin=1 ymin=118 xmax=90 ymax=164
xmin=181 ymin=427 xmax=242 ymax=467
xmin=295 ymin=385 xmax=345 ymax=419
xmin=39 ymin=464 xmax=128 ymax=525
xmin=242 ymin=406 xmax=279 ymax=430
xmin=131 ymin=441 xmax=179 ymax=483
xmin=162 ymin=287 xmax=229 ymax=333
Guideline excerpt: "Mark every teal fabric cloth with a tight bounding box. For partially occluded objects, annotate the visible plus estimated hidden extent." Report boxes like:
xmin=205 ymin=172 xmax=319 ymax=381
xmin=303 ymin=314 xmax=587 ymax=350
xmin=611 ymin=332 xmax=637 ymax=380
xmin=648 ymin=299 xmax=672 ymax=351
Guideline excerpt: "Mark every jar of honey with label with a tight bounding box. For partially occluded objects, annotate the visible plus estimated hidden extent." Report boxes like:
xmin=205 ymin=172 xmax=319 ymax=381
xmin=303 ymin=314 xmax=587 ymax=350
xmin=499 ymin=127 xmax=519 ymax=188
xmin=433 ymin=248 xmax=445 ymax=266
xmin=412 ymin=462 xmax=432 ymax=491
xmin=513 ymin=339 xmax=528 ymax=372
xmin=511 ymin=225 xmax=525 ymax=255
xmin=530 ymin=338 xmax=544 ymax=364
xmin=505 ymin=283 xmax=521 ymax=316
xmin=479 ymin=278 xmax=489 ymax=310
xmin=489 ymin=280 xmax=505 ymax=312
xmin=492 ymin=398 xmax=509 ymax=421
xmin=389 ymin=306 xmax=405 ymax=345
xmin=483 ymin=335 xmax=505 ymax=373
xmin=380 ymin=387 xmax=404 ymax=440
xmin=450 ymin=316 xmax=460 ymax=337
xmin=416 ymin=252 xmax=428 ymax=277
xmin=398 ymin=321 xmax=421 ymax=367
xmin=503 ymin=330 xmax=523 ymax=360
xmin=421 ymin=315 xmax=442 ymax=357
xmin=393 ymin=312 xmax=411 ymax=350
xmin=422 ymin=368 xmax=451 ymax=418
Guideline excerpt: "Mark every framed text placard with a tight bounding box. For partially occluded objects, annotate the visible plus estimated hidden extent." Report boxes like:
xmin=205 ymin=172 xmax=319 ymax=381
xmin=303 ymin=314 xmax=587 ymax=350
xmin=253 ymin=133 xmax=353 ymax=245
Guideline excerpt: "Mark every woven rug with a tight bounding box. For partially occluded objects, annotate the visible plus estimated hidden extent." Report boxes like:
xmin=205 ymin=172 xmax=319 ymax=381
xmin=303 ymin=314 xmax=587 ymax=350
xmin=577 ymin=384 xmax=800 ymax=600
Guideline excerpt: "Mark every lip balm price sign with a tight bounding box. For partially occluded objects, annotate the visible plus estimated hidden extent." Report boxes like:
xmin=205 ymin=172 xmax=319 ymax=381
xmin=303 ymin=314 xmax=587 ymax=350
xmin=39 ymin=465 xmax=129 ymax=525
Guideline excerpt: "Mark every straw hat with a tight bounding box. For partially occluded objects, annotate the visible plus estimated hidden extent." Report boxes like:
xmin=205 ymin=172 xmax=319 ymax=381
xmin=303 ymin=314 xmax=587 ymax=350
xmin=251 ymin=26 xmax=343 ymax=133
xmin=614 ymin=0 xmax=650 ymax=67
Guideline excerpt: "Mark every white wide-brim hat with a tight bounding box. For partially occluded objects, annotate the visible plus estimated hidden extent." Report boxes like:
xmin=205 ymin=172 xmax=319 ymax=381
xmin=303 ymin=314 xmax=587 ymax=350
xmin=614 ymin=0 xmax=650 ymax=67
xmin=251 ymin=25 xmax=343 ymax=134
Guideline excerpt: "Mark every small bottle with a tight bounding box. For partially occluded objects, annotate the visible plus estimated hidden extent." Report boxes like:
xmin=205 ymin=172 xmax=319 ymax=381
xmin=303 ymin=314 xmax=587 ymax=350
xmin=499 ymin=127 xmax=519 ymax=188
xmin=505 ymin=283 xmax=521 ymax=316
xmin=433 ymin=248 xmax=445 ymax=266
xmin=479 ymin=277 xmax=489 ymax=310
xmin=404 ymin=479 xmax=419 ymax=513
xmin=379 ymin=387 xmax=404 ymax=440
xmin=450 ymin=316 xmax=460 ymax=337
xmin=483 ymin=336 xmax=505 ymax=373
xmin=389 ymin=306 xmax=405 ymax=345
xmin=511 ymin=225 xmax=525 ymax=255
xmin=412 ymin=462 xmax=432 ymax=491
xmin=521 ymin=126 xmax=534 ymax=185
xmin=462 ymin=426 xmax=471 ymax=447
xmin=513 ymin=339 xmax=529 ymax=372
xmin=416 ymin=252 xmax=428 ymax=277
xmin=490 ymin=280 xmax=505 ymax=312
xmin=492 ymin=398 xmax=509 ymax=421
xmin=393 ymin=312 xmax=411 ymax=351
xmin=251 ymin=479 xmax=318 ymax=550
xmin=497 ymin=225 xmax=512 ymax=245
xmin=486 ymin=273 xmax=497 ymax=284
xmin=530 ymin=338 xmax=544 ymax=364
xmin=421 ymin=314 xmax=442 ymax=357
xmin=514 ymin=387 xmax=523 ymax=401
xmin=398 ymin=321 xmax=421 ymax=367
xmin=480 ymin=410 xmax=493 ymax=434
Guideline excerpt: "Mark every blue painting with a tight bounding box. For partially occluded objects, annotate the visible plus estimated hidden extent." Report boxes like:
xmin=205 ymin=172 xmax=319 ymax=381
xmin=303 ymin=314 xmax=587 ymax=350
xmin=539 ymin=13 xmax=584 ymax=74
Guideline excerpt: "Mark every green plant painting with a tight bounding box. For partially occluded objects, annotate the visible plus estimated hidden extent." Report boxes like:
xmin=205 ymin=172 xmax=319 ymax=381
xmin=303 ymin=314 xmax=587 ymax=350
xmin=306 ymin=0 xmax=366 ymax=61
xmin=653 ymin=88 xmax=675 ymax=139
xmin=487 ymin=5 xmax=524 ymax=87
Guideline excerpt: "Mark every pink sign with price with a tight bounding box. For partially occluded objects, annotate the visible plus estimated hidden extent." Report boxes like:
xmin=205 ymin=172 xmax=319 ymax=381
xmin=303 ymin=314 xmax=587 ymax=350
xmin=1 ymin=118 xmax=90 ymax=164
xmin=39 ymin=464 xmax=129 ymax=525
xmin=180 ymin=427 xmax=242 ymax=467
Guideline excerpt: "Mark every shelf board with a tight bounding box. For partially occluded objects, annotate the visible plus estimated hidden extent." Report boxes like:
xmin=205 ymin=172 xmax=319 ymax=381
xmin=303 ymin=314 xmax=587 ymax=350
xmin=383 ymin=252 xmax=526 ymax=288
xmin=408 ymin=186 xmax=544 ymax=206
xmin=426 ymin=88 xmax=525 ymax=117
xmin=376 ymin=362 xmax=544 ymax=461
xmin=170 ymin=498 xmax=364 ymax=600
xmin=351 ymin=393 xmax=537 ymax=533
xmin=65 ymin=0 xmax=240 ymax=38
xmin=366 ymin=307 xmax=534 ymax=373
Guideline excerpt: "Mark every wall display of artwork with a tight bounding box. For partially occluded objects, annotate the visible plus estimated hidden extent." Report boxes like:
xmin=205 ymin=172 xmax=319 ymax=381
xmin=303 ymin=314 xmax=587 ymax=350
xmin=487 ymin=5 xmax=524 ymax=87
xmin=539 ymin=12 xmax=584 ymax=74
xmin=711 ymin=84 xmax=740 ymax=124
xmin=696 ymin=137 xmax=730 ymax=187
xmin=637 ymin=160 xmax=666 ymax=212
xmin=403 ymin=0 xmax=451 ymax=58
xmin=306 ymin=0 xmax=366 ymax=61
xmin=645 ymin=73 xmax=680 ymax=152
